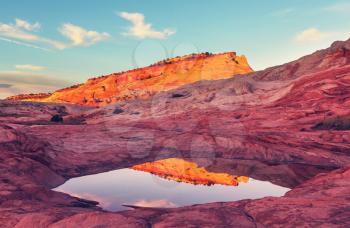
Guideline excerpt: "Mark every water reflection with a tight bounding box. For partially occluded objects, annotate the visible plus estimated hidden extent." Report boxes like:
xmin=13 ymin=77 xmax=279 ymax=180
xmin=132 ymin=158 xmax=249 ymax=186
xmin=54 ymin=158 xmax=331 ymax=212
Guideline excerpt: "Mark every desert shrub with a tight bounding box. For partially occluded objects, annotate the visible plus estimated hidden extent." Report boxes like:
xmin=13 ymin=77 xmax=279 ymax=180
xmin=171 ymin=93 xmax=185 ymax=98
xmin=171 ymin=91 xmax=190 ymax=98
xmin=113 ymin=106 xmax=124 ymax=114
xmin=54 ymin=106 xmax=68 ymax=116
xmin=51 ymin=115 xmax=63 ymax=123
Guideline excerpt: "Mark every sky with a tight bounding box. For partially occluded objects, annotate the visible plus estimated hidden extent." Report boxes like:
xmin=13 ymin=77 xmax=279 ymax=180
xmin=1 ymin=0 xmax=350 ymax=98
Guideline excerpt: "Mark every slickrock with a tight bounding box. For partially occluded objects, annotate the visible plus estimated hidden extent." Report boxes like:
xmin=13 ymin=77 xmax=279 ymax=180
xmin=1 ymin=38 xmax=350 ymax=227
xmin=7 ymin=52 xmax=253 ymax=107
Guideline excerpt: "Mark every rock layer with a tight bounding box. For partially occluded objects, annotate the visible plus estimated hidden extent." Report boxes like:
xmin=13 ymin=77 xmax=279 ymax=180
xmin=1 ymin=38 xmax=350 ymax=227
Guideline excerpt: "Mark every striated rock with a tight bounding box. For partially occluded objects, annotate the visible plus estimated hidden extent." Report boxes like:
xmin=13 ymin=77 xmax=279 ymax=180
xmin=1 ymin=38 xmax=350 ymax=227
xmin=6 ymin=93 xmax=52 ymax=102
xmin=7 ymin=52 xmax=253 ymax=107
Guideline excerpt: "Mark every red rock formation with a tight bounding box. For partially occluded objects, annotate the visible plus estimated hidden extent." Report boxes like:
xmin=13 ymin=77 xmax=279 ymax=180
xmin=7 ymin=52 xmax=253 ymax=107
xmin=1 ymin=38 xmax=350 ymax=227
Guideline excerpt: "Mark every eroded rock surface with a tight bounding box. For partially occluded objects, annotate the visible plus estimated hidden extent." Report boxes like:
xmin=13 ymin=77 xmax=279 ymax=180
xmin=1 ymin=38 xmax=350 ymax=227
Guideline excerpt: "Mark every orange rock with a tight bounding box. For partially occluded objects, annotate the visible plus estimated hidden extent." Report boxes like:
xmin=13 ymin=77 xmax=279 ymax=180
xmin=7 ymin=52 xmax=253 ymax=106
xmin=132 ymin=158 xmax=249 ymax=186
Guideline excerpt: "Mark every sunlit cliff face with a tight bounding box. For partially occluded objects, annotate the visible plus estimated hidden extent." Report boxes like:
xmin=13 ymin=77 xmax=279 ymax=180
xmin=132 ymin=158 xmax=249 ymax=186
xmin=7 ymin=52 xmax=253 ymax=106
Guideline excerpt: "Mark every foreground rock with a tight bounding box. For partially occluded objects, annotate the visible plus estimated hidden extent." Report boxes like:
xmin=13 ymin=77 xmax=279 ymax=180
xmin=1 ymin=38 xmax=350 ymax=227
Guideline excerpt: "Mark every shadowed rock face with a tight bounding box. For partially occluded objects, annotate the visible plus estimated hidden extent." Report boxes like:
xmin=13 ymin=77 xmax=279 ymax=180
xmin=1 ymin=38 xmax=350 ymax=227
xmin=7 ymin=52 xmax=253 ymax=107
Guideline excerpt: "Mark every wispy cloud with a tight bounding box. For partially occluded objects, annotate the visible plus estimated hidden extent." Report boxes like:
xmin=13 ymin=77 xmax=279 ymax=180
xmin=15 ymin=64 xmax=46 ymax=71
xmin=295 ymin=28 xmax=330 ymax=42
xmin=63 ymin=192 xmax=113 ymax=209
xmin=0 ymin=71 xmax=70 ymax=99
xmin=130 ymin=199 xmax=177 ymax=208
xmin=0 ymin=18 xmax=110 ymax=50
xmin=0 ymin=36 xmax=52 ymax=51
xmin=324 ymin=2 xmax=350 ymax=12
xmin=0 ymin=84 xmax=12 ymax=88
xmin=119 ymin=12 xmax=175 ymax=39
xmin=0 ymin=71 xmax=69 ymax=87
xmin=59 ymin=23 xmax=110 ymax=47
xmin=271 ymin=8 xmax=295 ymax=17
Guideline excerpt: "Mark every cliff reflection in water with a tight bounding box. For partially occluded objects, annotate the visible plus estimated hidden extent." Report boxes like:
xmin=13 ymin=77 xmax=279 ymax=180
xmin=132 ymin=158 xmax=249 ymax=187
xmin=54 ymin=158 xmax=330 ymax=212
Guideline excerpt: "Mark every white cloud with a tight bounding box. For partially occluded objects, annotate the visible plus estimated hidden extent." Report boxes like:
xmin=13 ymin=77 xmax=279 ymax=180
xmin=0 ymin=20 xmax=39 ymax=41
xmin=0 ymin=19 xmax=109 ymax=50
xmin=59 ymin=23 xmax=110 ymax=46
xmin=15 ymin=64 xmax=46 ymax=71
xmin=0 ymin=18 xmax=67 ymax=50
xmin=119 ymin=12 xmax=175 ymax=39
xmin=295 ymin=28 xmax=329 ymax=42
xmin=15 ymin=18 xmax=41 ymax=31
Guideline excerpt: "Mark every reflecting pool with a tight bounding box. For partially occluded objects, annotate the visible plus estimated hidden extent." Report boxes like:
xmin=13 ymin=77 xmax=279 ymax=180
xmin=54 ymin=158 xmax=293 ymax=211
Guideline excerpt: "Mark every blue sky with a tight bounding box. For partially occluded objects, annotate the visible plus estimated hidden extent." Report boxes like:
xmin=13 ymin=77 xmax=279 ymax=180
xmin=1 ymin=0 xmax=350 ymax=97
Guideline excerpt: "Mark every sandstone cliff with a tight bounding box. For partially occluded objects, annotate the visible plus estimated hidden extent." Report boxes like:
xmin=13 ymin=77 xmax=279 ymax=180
xmin=7 ymin=52 xmax=253 ymax=106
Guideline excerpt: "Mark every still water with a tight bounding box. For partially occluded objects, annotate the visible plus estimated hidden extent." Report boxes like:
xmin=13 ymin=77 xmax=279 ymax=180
xmin=54 ymin=158 xmax=290 ymax=212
